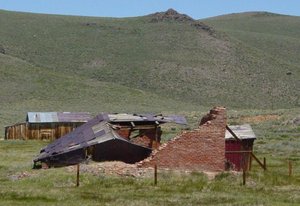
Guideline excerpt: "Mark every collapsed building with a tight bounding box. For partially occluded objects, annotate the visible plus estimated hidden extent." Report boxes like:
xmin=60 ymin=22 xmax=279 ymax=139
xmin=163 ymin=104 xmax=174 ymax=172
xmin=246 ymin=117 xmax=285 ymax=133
xmin=33 ymin=107 xmax=258 ymax=172
xmin=33 ymin=113 xmax=187 ymax=168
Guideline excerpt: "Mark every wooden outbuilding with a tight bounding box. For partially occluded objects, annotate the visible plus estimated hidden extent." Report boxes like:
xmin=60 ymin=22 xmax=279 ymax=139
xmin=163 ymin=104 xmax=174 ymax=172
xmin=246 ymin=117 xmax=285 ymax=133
xmin=5 ymin=112 xmax=91 ymax=140
xmin=225 ymin=124 xmax=256 ymax=171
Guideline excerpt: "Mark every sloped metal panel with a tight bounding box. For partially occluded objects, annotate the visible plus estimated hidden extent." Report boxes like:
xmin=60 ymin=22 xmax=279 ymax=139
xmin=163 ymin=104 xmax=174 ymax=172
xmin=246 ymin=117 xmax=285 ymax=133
xmin=57 ymin=112 xmax=91 ymax=123
xmin=27 ymin=112 xmax=58 ymax=123
xmin=27 ymin=112 xmax=91 ymax=123
xmin=225 ymin=124 xmax=256 ymax=140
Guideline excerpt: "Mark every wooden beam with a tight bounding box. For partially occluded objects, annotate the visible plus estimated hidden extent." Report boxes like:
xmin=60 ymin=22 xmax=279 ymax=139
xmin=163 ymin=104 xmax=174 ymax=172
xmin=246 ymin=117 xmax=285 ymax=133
xmin=250 ymin=152 xmax=266 ymax=170
xmin=76 ymin=164 xmax=80 ymax=187
xmin=249 ymin=155 xmax=252 ymax=171
xmin=225 ymin=150 xmax=252 ymax=154
xmin=113 ymin=125 xmax=157 ymax=130
xmin=226 ymin=125 xmax=242 ymax=142
xmin=154 ymin=123 xmax=158 ymax=149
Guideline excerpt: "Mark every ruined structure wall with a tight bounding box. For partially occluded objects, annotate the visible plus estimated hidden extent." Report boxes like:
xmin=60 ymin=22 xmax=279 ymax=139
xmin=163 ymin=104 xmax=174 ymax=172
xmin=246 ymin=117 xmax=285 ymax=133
xmin=116 ymin=128 xmax=162 ymax=149
xmin=131 ymin=128 xmax=162 ymax=149
xmin=139 ymin=107 xmax=226 ymax=171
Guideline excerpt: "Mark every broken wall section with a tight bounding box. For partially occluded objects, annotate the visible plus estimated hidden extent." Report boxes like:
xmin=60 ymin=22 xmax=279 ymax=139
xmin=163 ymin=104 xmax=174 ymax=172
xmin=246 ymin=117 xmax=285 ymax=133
xmin=139 ymin=107 xmax=226 ymax=171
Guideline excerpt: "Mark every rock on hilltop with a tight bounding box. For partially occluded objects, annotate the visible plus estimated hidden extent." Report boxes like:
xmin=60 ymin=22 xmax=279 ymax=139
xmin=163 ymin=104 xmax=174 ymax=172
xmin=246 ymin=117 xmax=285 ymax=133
xmin=149 ymin=8 xmax=194 ymax=22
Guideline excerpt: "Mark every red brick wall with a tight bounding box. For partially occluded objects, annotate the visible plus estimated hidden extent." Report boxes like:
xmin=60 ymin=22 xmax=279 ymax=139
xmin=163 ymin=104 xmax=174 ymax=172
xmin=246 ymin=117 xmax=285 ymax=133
xmin=131 ymin=128 xmax=162 ymax=149
xmin=116 ymin=127 xmax=162 ymax=149
xmin=138 ymin=107 xmax=226 ymax=171
xmin=116 ymin=129 xmax=131 ymax=140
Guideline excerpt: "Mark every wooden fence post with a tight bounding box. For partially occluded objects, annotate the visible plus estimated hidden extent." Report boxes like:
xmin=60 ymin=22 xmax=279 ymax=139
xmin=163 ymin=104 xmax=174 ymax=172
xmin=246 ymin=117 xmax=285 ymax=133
xmin=248 ymin=155 xmax=252 ymax=171
xmin=288 ymin=161 xmax=292 ymax=177
xmin=154 ymin=164 xmax=157 ymax=185
xmin=243 ymin=169 xmax=246 ymax=185
xmin=76 ymin=164 xmax=80 ymax=187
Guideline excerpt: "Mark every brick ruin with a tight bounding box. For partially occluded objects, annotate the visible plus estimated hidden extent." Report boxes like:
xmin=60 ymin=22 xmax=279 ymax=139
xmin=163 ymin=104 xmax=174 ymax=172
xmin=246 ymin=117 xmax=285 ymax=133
xmin=116 ymin=127 xmax=162 ymax=149
xmin=34 ymin=109 xmax=231 ymax=172
xmin=138 ymin=107 xmax=226 ymax=171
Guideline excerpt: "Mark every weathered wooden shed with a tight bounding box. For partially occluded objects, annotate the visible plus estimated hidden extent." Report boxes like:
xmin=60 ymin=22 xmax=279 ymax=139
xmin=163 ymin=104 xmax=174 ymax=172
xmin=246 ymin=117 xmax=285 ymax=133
xmin=225 ymin=124 xmax=256 ymax=171
xmin=5 ymin=112 xmax=91 ymax=140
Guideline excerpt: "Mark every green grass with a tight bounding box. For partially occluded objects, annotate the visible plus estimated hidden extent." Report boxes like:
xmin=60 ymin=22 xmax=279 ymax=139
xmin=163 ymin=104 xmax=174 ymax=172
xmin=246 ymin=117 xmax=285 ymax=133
xmin=0 ymin=109 xmax=300 ymax=205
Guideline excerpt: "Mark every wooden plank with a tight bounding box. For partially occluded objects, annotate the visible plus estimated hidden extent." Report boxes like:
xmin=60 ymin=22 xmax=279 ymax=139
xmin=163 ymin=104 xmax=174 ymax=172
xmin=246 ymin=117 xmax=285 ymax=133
xmin=113 ymin=125 xmax=157 ymax=130
xmin=225 ymin=150 xmax=252 ymax=154
xmin=250 ymin=152 xmax=266 ymax=170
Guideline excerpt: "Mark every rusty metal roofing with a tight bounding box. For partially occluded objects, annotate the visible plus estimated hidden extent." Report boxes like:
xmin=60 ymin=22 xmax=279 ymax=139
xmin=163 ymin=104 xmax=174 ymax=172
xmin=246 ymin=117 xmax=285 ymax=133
xmin=225 ymin=124 xmax=256 ymax=140
xmin=27 ymin=112 xmax=91 ymax=123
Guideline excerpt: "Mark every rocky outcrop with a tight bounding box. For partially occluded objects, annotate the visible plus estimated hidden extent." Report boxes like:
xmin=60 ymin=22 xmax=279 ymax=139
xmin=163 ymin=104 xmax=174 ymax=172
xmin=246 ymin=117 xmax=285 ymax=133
xmin=149 ymin=8 xmax=194 ymax=22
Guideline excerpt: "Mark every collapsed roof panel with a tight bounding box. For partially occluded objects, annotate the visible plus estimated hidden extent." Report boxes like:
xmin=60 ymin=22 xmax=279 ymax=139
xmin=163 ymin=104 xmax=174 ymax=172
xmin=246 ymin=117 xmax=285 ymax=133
xmin=108 ymin=113 xmax=187 ymax=125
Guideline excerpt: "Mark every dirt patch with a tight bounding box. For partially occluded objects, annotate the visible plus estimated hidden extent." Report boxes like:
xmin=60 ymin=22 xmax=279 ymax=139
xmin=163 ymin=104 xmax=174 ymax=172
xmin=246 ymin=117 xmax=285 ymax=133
xmin=66 ymin=161 xmax=153 ymax=178
xmin=8 ymin=171 xmax=33 ymax=181
xmin=66 ymin=161 xmax=221 ymax=179
xmin=149 ymin=8 xmax=194 ymax=23
xmin=283 ymin=115 xmax=300 ymax=126
xmin=240 ymin=114 xmax=280 ymax=123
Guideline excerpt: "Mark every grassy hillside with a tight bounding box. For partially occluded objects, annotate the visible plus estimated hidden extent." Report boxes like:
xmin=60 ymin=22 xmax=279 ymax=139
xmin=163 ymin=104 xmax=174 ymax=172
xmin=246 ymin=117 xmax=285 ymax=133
xmin=0 ymin=53 xmax=200 ymax=131
xmin=205 ymin=12 xmax=300 ymax=66
xmin=0 ymin=9 xmax=299 ymax=132
xmin=204 ymin=12 xmax=300 ymax=107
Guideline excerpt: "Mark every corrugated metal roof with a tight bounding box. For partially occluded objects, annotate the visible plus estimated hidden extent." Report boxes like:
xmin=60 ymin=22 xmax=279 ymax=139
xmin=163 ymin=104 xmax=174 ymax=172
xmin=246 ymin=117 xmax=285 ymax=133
xmin=57 ymin=112 xmax=91 ymax=123
xmin=27 ymin=112 xmax=91 ymax=123
xmin=27 ymin=112 xmax=58 ymax=123
xmin=225 ymin=124 xmax=256 ymax=140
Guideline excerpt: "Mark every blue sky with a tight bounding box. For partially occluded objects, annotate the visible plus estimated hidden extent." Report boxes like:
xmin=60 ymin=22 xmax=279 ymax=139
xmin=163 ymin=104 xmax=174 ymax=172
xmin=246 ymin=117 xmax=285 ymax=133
xmin=0 ymin=0 xmax=300 ymax=19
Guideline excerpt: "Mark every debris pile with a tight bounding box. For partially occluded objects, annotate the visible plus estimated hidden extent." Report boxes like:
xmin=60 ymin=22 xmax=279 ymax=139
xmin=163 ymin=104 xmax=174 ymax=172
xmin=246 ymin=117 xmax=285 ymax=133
xmin=9 ymin=171 xmax=32 ymax=181
xmin=66 ymin=161 xmax=153 ymax=178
